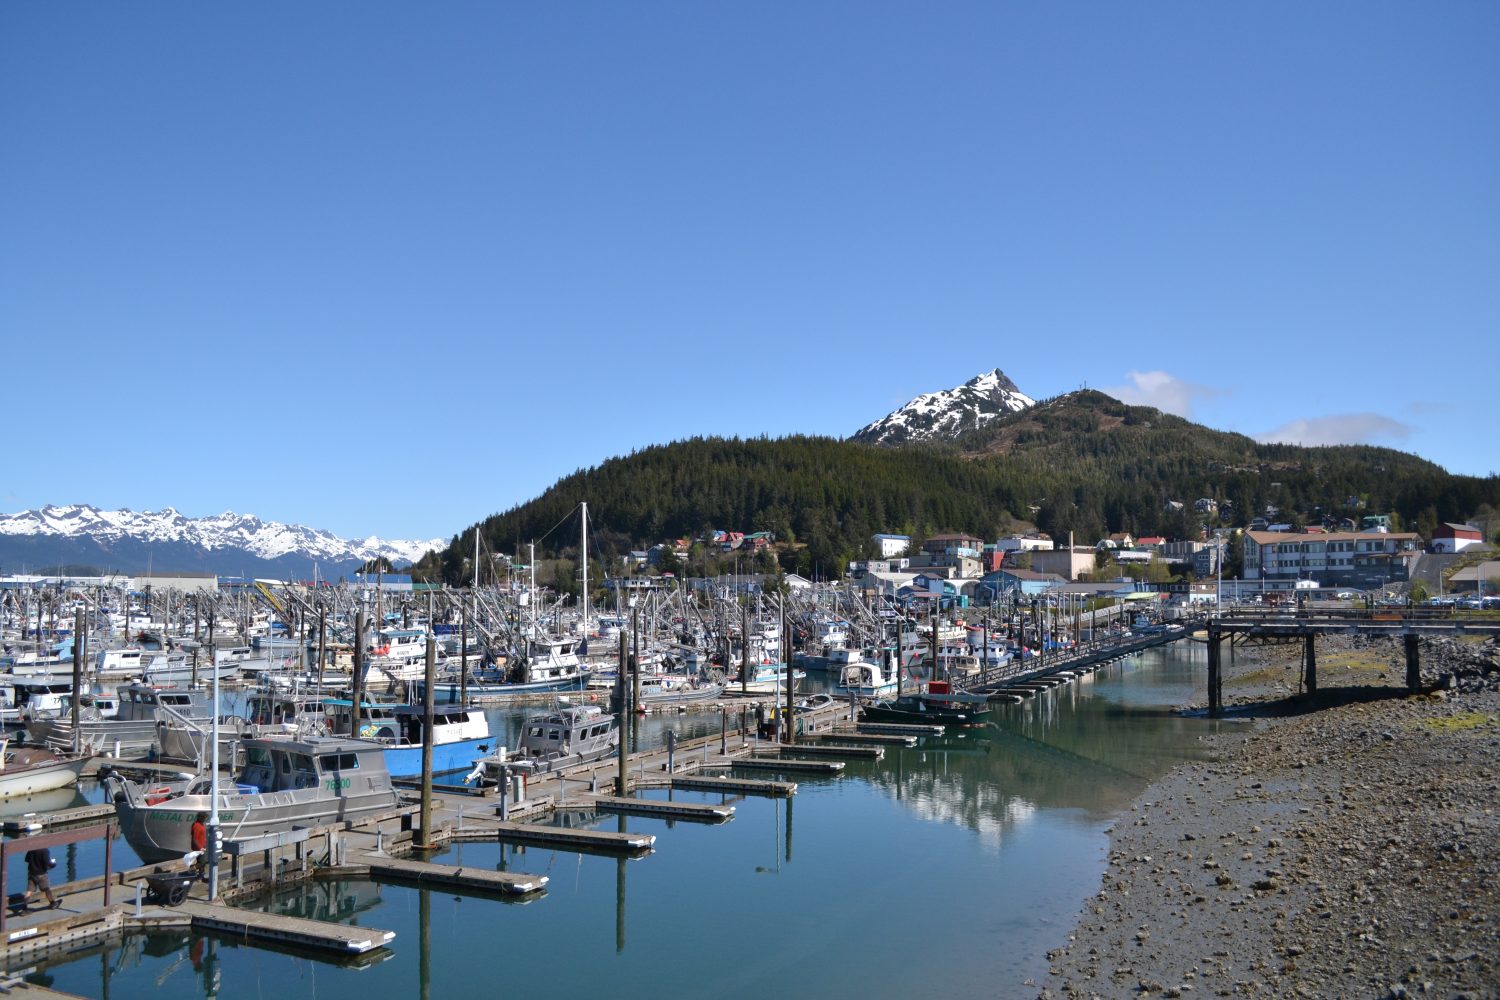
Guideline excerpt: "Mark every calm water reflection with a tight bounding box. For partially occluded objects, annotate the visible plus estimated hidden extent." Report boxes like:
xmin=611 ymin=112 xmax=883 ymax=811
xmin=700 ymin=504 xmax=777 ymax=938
xmin=16 ymin=643 xmax=1226 ymax=998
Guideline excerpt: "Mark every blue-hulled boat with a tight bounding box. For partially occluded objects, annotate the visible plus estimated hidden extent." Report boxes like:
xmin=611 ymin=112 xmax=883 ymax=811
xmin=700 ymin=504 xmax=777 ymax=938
xmin=322 ymin=698 xmax=493 ymax=778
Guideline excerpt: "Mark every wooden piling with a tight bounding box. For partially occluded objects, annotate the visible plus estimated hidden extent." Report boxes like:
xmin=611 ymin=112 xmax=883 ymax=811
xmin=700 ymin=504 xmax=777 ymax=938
xmin=1304 ymin=633 xmax=1317 ymax=694
xmin=1405 ymin=632 xmax=1421 ymax=690
xmin=1207 ymin=622 xmax=1222 ymax=717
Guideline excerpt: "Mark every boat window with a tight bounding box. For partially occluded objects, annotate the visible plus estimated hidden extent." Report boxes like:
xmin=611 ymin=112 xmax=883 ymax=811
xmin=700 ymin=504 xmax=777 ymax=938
xmin=320 ymin=753 xmax=358 ymax=771
xmin=548 ymin=729 xmax=561 ymax=740
xmin=528 ymin=726 xmax=543 ymax=738
xmin=278 ymin=754 xmax=292 ymax=774
xmin=247 ymin=747 xmax=272 ymax=767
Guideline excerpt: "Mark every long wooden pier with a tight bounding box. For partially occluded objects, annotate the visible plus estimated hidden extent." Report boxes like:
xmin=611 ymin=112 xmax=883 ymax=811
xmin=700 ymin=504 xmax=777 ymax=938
xmin=1204 ymin=610 xmax=1500 ymax=715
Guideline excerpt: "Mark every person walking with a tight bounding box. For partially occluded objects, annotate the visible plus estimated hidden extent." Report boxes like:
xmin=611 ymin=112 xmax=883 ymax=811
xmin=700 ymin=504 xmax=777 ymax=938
xmin=191 ymin=812 xmax=208 ymax=876
xmin=24 ymin=847 xmax=58 ymax=909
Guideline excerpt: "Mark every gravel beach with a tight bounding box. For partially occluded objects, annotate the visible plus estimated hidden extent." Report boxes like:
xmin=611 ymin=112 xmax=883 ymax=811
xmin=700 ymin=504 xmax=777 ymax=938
xmin=1039 ymin=632 xmax=1500 ymax=1000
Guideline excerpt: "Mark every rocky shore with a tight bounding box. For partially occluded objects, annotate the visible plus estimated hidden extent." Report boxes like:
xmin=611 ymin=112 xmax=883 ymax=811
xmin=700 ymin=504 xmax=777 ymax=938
xmin=1040 ymin=633 xmax=1500 ymax=999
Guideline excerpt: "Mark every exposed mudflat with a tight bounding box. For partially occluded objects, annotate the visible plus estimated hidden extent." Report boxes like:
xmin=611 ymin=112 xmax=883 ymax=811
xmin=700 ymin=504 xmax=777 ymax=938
xmin=1039 ymin=634 xmax=1500 ymax=1000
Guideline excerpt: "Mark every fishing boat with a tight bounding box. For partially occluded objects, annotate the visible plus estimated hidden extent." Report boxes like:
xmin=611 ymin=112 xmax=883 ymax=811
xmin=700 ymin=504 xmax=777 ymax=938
xmin=858 ymin=682 xmax=992 ymax=727
xmin=728 ymin=662 xmax=804 ymax=695
xmin=463 ymin=704 xmax=618 ymax=785
xmin=635 ymin=677 xmax=724 ymax=707
xmin=422 ymin=634 xmax=591 ymax=702
xmin=155 ymin=689 xmax=329 ymax=763
xmin=4 ymin=678 xmax=115 ymax=726
xmin=25 ymin=682 xmax=210 ymax=756
xmin=833 ymin=656 xmax=900 ymax=698
xmin=0 ymin=743 xmax=88 ymax=798
xmin=322 ymin=698 xmax=492 ymax=778
xmin=101 ymin=734 xmax=402 ymax=863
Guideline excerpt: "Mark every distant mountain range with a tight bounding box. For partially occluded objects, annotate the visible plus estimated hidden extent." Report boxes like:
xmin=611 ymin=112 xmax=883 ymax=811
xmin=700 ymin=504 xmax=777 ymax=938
xmin=412 ymin=372 xmax=1499 ymax=585
xmin=850 ymin=368 xmax=1035 ymax=445
xmin=0 ymin=505 xmax=441 ymax=579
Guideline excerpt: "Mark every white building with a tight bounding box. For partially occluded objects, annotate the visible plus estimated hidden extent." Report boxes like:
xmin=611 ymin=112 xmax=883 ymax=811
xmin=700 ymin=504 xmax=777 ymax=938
xmin=995 ymin=533 xmax=1054 ymax=554
xmin=870 ymin=533 xmax=911 ymax=558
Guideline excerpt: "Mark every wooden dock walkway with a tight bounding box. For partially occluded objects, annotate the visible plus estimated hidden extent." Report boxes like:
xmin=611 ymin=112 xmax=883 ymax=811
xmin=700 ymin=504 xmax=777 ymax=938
xmin=716 ymin=757 xmax=845 ymax=775
xmin=173 ymin=899 xmax=394 ymax=954
xmin=669 ymin=775 xmax=797 ymax=798
xmin=358 ymin=856 xmax=549 ymax=896
xmin=588 ymin=794 xmax=735 ymax=823
xmin=851 ymin=722 xmax=945 ymax=736
xmin=480 ymin=821 xmax=657 ymax=854
xmin=758 ymin=743 xmax=884 ymax=760
xmin=806 ymin=731 xmax=916 ymax=747
xmin=0 ymin=979 xmax=88 ymax=1000
xmin=0 ymin=804 xmax=116 ymax=834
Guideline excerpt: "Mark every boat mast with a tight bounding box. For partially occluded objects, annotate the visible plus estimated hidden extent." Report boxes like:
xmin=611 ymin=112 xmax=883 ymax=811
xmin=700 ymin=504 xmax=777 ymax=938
xmin=580 ymin=502 xmax=589 ymax=636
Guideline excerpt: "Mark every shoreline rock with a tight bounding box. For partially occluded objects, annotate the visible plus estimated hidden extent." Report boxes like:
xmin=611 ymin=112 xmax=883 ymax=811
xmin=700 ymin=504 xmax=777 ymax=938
xmin=1040 ymin=634 xmax=1500 ymax=999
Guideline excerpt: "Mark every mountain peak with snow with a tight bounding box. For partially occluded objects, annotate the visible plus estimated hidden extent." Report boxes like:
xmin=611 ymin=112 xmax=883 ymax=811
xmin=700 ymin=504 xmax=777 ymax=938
xmin=850 ymin=368 xmax=1036 ymax=445
xmin=0 ymin=504 xmax=441 ymax=571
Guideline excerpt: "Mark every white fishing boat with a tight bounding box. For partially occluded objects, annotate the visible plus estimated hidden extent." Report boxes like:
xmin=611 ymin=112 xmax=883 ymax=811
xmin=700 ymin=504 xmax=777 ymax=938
xmin=464 ymin=703 xmax=618 ymax=785
xmin=833 ymin=656 xmax=900 ymax=698
xmin=0 ymin=743 xmax=88 ymax=798
xmin=26 ymin=682 xmax=210 ymax=756
xmin=102 ymin=734 xmax=403 ymax=864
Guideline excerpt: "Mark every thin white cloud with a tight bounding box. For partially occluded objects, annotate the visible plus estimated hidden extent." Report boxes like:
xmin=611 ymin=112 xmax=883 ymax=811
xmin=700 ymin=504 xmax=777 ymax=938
xmin=1255 ymin=414 xmax=1414 ymax=447
xmin=1102 ymin=370 xmax=1222 ymax=418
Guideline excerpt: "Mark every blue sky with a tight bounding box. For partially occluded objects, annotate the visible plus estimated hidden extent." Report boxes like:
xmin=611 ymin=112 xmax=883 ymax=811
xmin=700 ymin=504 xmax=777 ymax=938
xmin=3 ymin=3 xmax=1496 ymax=544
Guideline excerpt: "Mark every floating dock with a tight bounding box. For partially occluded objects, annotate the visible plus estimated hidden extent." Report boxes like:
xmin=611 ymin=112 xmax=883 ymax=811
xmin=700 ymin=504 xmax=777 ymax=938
xmin=359 ymin=856 xmax=548 ymax=896
xmin=807 ymin=732 xmax=917 ymax=747
xmin=480 ymin=821 xmax=657 ymax=854
xmin=0 ymin=804 xmax=116 ymax=834
xmin=172 ymin=899 xmax=394 ymax=954
xmin=719 ymin=758 xmax=845 ymax=775
xmin=588 ymin=794 xmax=735 ymax=823
xmin=759 ymin=743 xmax=884 ymax=760
xmin=853 ymin=722 xmax=945 ymax=736
xmin=669 ymin=775 xmax=797 ymax=798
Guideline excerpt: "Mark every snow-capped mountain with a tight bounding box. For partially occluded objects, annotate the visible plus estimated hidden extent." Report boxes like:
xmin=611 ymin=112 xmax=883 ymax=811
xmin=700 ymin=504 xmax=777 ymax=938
xmin=0 ymin=505 xmax=440 ymax=577
xmin=850 ymin=368 xmax=1036 ymax=445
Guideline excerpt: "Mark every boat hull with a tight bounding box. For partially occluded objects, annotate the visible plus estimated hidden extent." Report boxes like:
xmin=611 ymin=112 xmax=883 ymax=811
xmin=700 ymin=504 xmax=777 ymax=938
xmin=0 ymin=755 xmax=87 ymax=798
xmin=109 ymin=780 xmax=401 ymax=864
xmin=382 ymin=736 xmax=495 ymax=778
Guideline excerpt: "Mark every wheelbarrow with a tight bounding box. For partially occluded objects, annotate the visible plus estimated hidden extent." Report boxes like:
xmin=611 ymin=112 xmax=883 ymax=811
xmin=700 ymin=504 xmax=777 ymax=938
xmin=143 ymin=869 xmax=198 ymax=906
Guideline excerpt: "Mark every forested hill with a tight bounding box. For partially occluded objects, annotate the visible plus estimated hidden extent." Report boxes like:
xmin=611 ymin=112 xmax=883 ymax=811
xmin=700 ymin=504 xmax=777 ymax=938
xmin=416 ymin=392 xmax=1499 ymax=584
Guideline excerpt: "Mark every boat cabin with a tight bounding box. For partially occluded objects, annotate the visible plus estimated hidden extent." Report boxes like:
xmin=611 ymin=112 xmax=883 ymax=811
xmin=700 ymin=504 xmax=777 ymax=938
xmin=319 ymin=699 xmax=487 ymax=747
xmin=246 ymin=692 xmax=328 ymax=729
xmin=115 ymin=683 xmax=208 ymax=721
xmin=237 ymin=736 xmax=390 ymax=794
xmin=518 ymin=705 xmax=615 ymax=758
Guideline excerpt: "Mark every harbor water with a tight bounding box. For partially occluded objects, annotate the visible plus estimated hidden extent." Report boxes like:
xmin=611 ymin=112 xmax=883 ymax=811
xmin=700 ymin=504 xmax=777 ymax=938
xmin=10 ymin=642 xmax=1229 ymax=998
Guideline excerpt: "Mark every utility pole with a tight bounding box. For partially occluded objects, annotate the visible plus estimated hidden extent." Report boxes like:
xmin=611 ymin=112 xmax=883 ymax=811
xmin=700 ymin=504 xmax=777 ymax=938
xmin=419 ymin=637 xmax=436 ymax=848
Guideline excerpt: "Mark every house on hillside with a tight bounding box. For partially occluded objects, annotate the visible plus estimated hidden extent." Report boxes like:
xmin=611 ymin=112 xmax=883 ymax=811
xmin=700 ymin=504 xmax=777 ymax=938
xmin=921 ymin=533 xmax=984 ymax=558
xmin=871 ymin=533 xmax=911 ymax=558
xmin=1432 ymin=523 xmax=1484 ymax=553
xmin=1096 ymin=532 xmax=1135 ymax=550
xmin=996 ymin=533 xmax=1054 ymax=554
